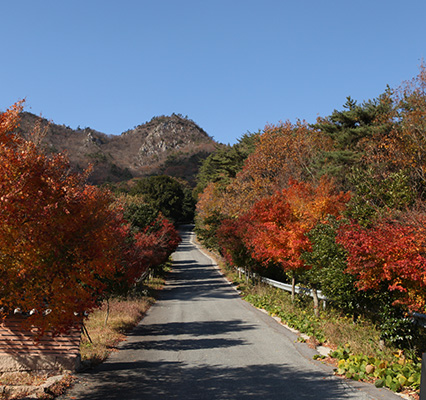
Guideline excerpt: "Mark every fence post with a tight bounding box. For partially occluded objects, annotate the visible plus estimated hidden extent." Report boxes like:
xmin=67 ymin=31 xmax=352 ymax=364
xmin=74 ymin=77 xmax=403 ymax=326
xmin=421 ymin=353 xmax=426 ymax=400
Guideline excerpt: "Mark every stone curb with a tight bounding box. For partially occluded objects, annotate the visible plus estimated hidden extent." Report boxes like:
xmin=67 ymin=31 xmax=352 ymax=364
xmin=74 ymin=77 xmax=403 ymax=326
xmin=1 ymin=374 xmax=66 ymax=399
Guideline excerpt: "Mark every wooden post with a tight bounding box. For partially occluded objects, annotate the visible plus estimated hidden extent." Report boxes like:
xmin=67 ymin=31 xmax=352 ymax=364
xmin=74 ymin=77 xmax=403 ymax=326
xmin=420 ymin=353 xmax=426 ymax=400
xmin=291 ymin=273 xmax=296 ymax=303
xmin=312 ymin=288 xmax=319 ymax=317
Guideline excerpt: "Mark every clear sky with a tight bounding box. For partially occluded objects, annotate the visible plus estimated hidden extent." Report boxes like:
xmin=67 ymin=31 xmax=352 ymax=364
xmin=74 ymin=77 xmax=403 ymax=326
xmin=1 ymin=1 xmax=425 ymax=145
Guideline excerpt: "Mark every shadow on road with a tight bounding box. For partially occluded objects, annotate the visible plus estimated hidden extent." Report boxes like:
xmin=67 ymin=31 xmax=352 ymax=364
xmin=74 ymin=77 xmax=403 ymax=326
xmin=121 ymin=319 xmax=254 ymax=352
xmin=128 ymin=319 xmax=256 ymax=338
xmin=161 ymin=253 xmax=240 ymax=302
xmin=70 ymin=361 xmax=349 ymax=400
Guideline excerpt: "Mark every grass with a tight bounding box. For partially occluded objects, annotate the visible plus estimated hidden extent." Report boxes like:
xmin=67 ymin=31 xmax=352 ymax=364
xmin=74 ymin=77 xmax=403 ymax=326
xmin=79 ymin=274 xmax=165 ymax=367
xmin=242 ymin=282 xmax=389 ymax=357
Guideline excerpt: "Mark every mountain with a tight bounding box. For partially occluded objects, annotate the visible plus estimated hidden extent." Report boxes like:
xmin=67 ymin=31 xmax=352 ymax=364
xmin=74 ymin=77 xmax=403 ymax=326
xmin=16 ymin=112 xmax=218 ymax=186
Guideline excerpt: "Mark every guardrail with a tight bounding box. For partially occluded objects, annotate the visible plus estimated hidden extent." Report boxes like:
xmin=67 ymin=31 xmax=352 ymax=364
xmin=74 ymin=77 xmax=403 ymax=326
xmin=241 ymin=270 xmax=426 ymax=321
xmin=236 ymin=267 xmax=328 ymax=309
xmin=260 ymin=276 xmax=327 ymax=309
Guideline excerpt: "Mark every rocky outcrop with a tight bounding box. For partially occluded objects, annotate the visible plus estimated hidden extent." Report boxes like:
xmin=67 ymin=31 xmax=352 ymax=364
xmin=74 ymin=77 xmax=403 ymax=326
xmin=16 ymin=113 xmax=217 ymax=185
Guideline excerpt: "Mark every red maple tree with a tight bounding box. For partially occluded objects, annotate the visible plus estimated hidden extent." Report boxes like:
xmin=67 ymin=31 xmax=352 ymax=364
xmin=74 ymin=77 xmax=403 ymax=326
xmin=337 ymin=216 xmax=426 ymax=312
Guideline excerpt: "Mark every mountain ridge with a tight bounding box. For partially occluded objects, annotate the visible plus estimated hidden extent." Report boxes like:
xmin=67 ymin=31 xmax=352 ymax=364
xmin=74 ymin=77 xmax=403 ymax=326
xmin=16 ymin=112 xmax=218 ymax=186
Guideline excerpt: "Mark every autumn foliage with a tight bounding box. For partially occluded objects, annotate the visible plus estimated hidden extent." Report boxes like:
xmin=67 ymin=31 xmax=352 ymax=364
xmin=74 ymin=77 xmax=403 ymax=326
xmin=246 ymin=179 xmax=350 ymax=273
xmin=0 ymin=102 xmax=180 ymax=334
xmin=127 ymin=214 xmax=181 ymax=282
xmin=196 ymin=63 xmax=426 ymax=321
xmin=337 ymin=217 xmax=426 ymax=312
xmin=219 ymin=121 xmax=326 ymax=217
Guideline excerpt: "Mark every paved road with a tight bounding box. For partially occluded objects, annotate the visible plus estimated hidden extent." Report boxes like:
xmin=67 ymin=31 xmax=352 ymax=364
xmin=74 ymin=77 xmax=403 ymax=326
xmin=61 ymin=226 xmax=399 ymax=399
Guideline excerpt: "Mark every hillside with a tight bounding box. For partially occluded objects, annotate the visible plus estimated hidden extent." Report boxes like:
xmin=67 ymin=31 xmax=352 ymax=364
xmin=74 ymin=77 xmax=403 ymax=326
xmin=16 ymin=112 xmax=217 ymax=186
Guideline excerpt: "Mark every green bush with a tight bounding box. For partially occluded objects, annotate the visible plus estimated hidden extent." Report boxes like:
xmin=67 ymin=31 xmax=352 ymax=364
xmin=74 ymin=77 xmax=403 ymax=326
xmin=331 ymin=345 xmax=421 ymax=392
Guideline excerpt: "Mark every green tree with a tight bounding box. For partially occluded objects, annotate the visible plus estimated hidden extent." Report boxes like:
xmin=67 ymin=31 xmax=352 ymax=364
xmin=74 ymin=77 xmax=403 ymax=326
xmin=123 ymin=200 xmax=160 ymax=233
xmin=345 ymin=168 xmax=415 ymax=226
xmin=131 ymin=175 xmax=190 ymax=224
xmin=312 ymin=95 xmax=392 ymax=191
xmin=194 ymin=132 xmax=259 ymax=197
xmin=301 ymin=217 xmax=372 ymax=316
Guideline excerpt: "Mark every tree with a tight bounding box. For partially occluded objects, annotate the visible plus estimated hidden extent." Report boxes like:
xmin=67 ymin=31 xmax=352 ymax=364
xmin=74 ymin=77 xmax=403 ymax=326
xmin=0 ymin=102 xmax=138 ymax=334
xmin=194 ymin=133 xmax=259 ymax=246
xmin=336 ymin=216 xmax=426 ymax=313
xmin=217 ymin=121 xmax=326 ymax=218
xmin=118 ymin=193 xmax=181 ymax=266
xmin=194 ymin=182 xmax=227 ymax=250
xmin=120 ymin=194 xmax=161 ymax=231
xmin=344 ymin=168 xmax=415 ymax=226
xmin=131 ymin=175 xmax=193 ymax=224
xmin=393 ymin=63 xmax=426 ymax=193
xmin=216 ymin=214 xmax=260 ymax=280
xmin=301 ymin=217 xmax=372 ymax=316
xmin=312 ymin=95 xmax=393 ymax=191
xmin=194 ymin=132 xmax=259 ymax=197
xmin=246 ymin=178 xmax=349 ymax=307
xmin=360 ymin=64 xmax=426 ymax=198
xmin=195 ymin=122 xmax=326 ymax=250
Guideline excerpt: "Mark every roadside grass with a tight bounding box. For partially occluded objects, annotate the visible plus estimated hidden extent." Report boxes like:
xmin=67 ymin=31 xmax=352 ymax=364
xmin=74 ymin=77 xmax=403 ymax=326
xmin=79 ymin=270 xmax=167 ymax=368
xmin=242 ymin=282 xmax=387 ymax=355
xmin=80 ymin=297 xmax=153 ymax=366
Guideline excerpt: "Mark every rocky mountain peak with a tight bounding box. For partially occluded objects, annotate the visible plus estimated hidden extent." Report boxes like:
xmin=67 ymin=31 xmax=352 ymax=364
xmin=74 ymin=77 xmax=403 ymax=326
xmin=15 ymin=112 xmax=217 ymax=186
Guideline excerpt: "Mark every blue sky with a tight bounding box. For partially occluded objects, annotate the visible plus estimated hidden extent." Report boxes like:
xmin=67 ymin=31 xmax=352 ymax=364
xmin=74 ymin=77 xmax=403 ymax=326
xmin=1 ymin=1 xmax=425 ymax=145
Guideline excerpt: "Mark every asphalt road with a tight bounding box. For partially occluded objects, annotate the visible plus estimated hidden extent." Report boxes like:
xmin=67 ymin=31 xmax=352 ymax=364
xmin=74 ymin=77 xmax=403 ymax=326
xmin=60 ymin=226 xmax=400 ymax=399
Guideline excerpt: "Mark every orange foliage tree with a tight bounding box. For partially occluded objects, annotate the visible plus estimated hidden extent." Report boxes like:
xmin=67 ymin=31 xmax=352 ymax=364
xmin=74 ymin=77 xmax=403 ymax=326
xmin=217 ymin=121 xmax=327 ymax=217
xmin=361 ymin=64 xmax=426 ymax=195
xmin=216 ymin=214 xmax=256 ymax=279
xmin=245 ymin=179 xmax=349 ymax=306
xmin=337 ymin=215 xmax=426 ymax=313
xmin=118 ymin=194 xmax=181 ymax=286
xmin=194 ymin=181 xmax=229 ymax=250
xmin=130 ymin=214 xmax=181 ymax=276
xmin=195 ymin=121 xmax=328 ymax=251
xmin=0 ymin=103 xmax=158 ymax=334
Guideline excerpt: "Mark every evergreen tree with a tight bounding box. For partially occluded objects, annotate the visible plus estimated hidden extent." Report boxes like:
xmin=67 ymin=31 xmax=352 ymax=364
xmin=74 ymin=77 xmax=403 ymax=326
xmin=131 ymin=175 xmax=191 ymax=224
xmin=312 ymin=95 xmax=392 ymax=191
xmin=194 ymin=132 xmax=259 ymax=197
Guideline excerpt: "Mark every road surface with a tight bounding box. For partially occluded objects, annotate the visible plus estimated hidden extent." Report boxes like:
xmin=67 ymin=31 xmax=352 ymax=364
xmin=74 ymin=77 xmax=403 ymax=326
xmin=60 ymin=226 xmax=399 ymax=399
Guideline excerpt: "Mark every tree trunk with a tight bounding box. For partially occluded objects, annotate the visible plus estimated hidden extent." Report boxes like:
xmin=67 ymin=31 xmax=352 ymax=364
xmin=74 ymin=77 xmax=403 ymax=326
xmin=291 ymin=273 xmax=296 ymax=303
